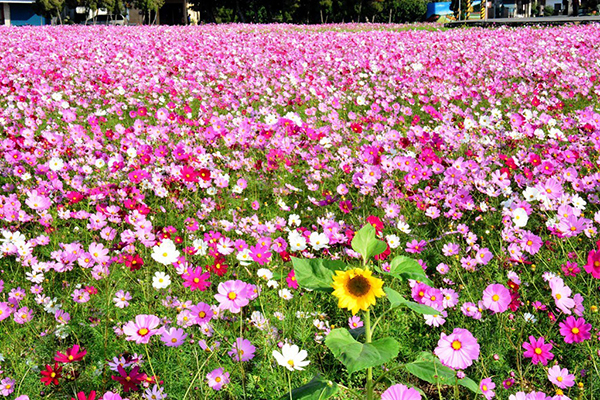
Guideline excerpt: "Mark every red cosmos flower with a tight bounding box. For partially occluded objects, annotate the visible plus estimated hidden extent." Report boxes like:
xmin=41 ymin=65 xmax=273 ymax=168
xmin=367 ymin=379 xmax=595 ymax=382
xmin=40 ymin=363 xmax=63 ymax=386
xmin=111 ymin=365 xmax=146 ymax=392
xmin=279 ymin=251 xmax=291 ymax=263
xmin=350 ymin=122 xmax=362 ymax=133
xmin=198 ymin=168 xmax=211 ymax=181
xmin=55 ymin=344 xmax=87 ymax=363
xmin=84 ymin=286 xmax=98 ymax=295
xmin=208 ymin=257 xmax=228 ymax=277
xmin=125 ymin=254 xmax=144 ymax=271
xmin=71 ymin=391 xmax=96 ymax=400
xmin=366 ymin=215 xmax=384 ymax=235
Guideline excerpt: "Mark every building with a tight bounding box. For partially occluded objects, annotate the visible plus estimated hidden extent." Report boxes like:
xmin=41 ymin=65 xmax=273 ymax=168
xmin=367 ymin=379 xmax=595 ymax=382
xmin=2 ymin=0 xmax=46 ymax=25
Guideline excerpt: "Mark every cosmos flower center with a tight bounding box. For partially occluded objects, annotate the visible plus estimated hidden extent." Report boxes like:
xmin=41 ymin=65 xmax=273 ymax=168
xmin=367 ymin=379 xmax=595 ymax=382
xmin=215 ymin=377 xmax=222 ymax=383
xmin=451 ymin=340 xmax=462 ymax=350
xmin=68 ymin=355 xmax=74 ymax=360
xmin=288 ymin=360 xmax=295 ymax=367
xmin=482 ymin=385 xmax=488 ymax=391
xmin=346 ymin=275 xmax=371 ymax=297
xmin=557 ymin=376 xmax=563 ymax=382
xmin=126 ymin=376 xmax=131 ymax=381
xmin=595 ymin=261 xmax=600 ymax=267
xmin=171 ymin=338 xmax=178 ymax=343
xmin=534 ymin=347 xmax=542 ymax=355
xmin=492 ymin=294 xmax=500 ymax=301
xmin=138 ymin=328 xmax=149 ymax=336
xmin=555 ymin=294 xmax=562 ymax=300
xmin=228 ymin=292 xmax=237 ymax=300
xmin=193 ymin=278 xmax=200 ymax=283
xmin=572 ymin=327 xmax=580 ymax=334
xmin=199 ymin=311 xmax=206 ymax=318
xmin=50 ymin=372 xmax=56 ymax=378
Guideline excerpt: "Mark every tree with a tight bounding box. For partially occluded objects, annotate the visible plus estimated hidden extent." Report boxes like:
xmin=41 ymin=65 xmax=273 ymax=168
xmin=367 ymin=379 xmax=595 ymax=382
xmin=33 ymin=0 xmax=65 ymax=23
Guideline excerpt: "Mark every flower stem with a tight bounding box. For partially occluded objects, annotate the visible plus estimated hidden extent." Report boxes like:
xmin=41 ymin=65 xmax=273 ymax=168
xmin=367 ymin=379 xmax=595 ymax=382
xmin=288 ymin=370 xmax=293 ymax=400
xmin=365 ymin=309 xmax=373 ymax=400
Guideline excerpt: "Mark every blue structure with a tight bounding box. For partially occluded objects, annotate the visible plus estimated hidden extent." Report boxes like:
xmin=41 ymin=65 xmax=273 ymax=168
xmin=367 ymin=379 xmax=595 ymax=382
xmin=2 ymin=0 xmax=46 ymax=25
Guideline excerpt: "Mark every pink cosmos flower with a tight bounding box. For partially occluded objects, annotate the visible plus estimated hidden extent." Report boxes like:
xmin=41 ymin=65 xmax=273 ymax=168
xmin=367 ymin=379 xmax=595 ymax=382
xmin=228 ymin=337 xmax=255 ymax=362
xmin=214 ymin=280 xmax=250 ymax=313
xmin=13 ymin=307 xmax=33 ymax=324
xmin=584 ymin=248 xmax=600 ymax=278
xmin=434 ymin=328 xmax=480 ymax=370
xmin=480 ymin=377 xmax=496 ymax=400
xmin=0 ymin=378 xmax=15 ymax=397
xmin=122 ymin=314 xmax=161 ymax=344
xmin=482 ymin=284 xmax=511 ymax=314
xmin=348 ymin=315 xmax=363 ymax=329
xmin=381 ymin=383 xmax=422 ymax=400
xmin=190 ymin=302 xmax=214 ymax=325
xmin=558 ymin=316 xmax=591 ymax=343
xmin=160 ymin=327 xmax=187 ymax=347
xmin=206 ymin=367 xmax=230 ymax=391
xmin=549 ymin=277 xmax=575 ymax=314
xmin=547 ymin=365 xmax=575 ymax=388
xmin=522 ymin=336 xmax=553 ymax=365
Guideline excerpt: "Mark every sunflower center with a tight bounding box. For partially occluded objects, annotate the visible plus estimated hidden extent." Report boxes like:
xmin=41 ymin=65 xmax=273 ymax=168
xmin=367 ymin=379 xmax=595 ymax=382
xmin=451 ymin=340 xmax=462 ymax=350
xmin=346 ymin=275 xmax=371 ymax=297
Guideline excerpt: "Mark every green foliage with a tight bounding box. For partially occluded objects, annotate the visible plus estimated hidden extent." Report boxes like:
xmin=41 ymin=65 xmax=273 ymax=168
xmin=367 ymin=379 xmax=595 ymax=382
xmin=351 ymin=224 xmax=387 ymax=264
xmin=284 ymin=374 xmax=339 ymax=400
xmin=325 ymin=329 xmax=399 ymax=374
xmin=385 ymin=288 xmax=439 ymax=315
xmin=291 ymin=257 xmax=346 ymax=291
xmin=32 ymin=0 xmax=64 ymax=19
xmin=405 ymin=352 xmax=481 ymax=393
xmin=387 ymin=256 xmax=433 ymax=285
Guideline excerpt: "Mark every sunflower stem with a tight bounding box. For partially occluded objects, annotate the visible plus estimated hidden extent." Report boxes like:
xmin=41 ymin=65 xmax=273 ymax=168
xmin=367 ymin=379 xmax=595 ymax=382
xmin=365 ymin=309 xmax=373 ymax=400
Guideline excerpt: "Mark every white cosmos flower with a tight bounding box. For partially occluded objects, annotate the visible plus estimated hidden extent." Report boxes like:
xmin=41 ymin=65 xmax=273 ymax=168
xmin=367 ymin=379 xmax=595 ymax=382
xmin=151 ymin=239 xmax=180 ymax=265
xmin=48 ymin=157 xmax=64 ymax=172
xmin=288 ymin=230 xmax=307 ymax=252
xmin=512 ymin=208 xmax=528 ymax=228
xmin=236 ymin=248 xmax=252 ymax=266
xmin=257 ymin=268 xmax=273 ymax=280
xmin=396 ymin=220 xmax=411 ymax=234
xmin=309 ymin=232 xmax=329 ymax=251
xmin=278 ymin=289 xmax=293 ymax=300
xmin=152 ymin=271 xmax=171 ymax=290
xmin=273 ymin=343 xmax=310 ymax=372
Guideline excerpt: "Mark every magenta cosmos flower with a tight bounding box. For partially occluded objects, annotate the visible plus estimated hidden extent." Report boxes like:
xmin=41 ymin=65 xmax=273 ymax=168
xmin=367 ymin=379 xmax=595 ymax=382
xmin=206 ymin=367 xmax=230 ymax=391
xmin=381 ymin=383 xmax=421 ymax=400
xmin=214 ymin=280 xmax=250 ymax=313
xmin=228 ymin=337 xmax=255 ymax=362
xmin=434 ymin=328 xmax=480 ymax=370
xmin=584 ymin=248 xmax=600 ymax=278
xmin=182 ymin=266 xmax=211 ymax=292
xmin=522 ymin=336 xmax=553 ymax=365
xmin=558 ymin=316 xmax=591 ymax=343
xmin=122 ymin=314 xmax=161 ymax=344
xmin=547 ymin=365 xmax=575 ymax=389
xmin=482 ymin=284 xmax=511 ymax=314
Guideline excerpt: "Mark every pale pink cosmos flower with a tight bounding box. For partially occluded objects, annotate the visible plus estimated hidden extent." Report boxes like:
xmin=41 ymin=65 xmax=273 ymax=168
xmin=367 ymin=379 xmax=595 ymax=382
xmin=549 ymin=277 xmax=575 ymax=314
xmin=547 ymin=365 xmax=575 ymax=389
xmin=434 ymin=328 xmax=480 ymax=370
xmin=122 ymin=314 xmax=161 ymax=344
xmin=381 ymin=383 xmax=421 ymax=400
xmin=214 ymin=280 xmax=250 ymax=313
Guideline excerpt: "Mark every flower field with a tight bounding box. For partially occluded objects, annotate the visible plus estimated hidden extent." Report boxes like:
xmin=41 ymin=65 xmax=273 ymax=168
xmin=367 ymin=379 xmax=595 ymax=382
xmin=1 ymin=23 xmax=600 ymax=400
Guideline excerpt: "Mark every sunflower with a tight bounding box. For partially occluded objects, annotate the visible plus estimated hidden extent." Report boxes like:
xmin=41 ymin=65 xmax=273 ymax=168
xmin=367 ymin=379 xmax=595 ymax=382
xmin=332 ymin=268 xmax=385 ymax=315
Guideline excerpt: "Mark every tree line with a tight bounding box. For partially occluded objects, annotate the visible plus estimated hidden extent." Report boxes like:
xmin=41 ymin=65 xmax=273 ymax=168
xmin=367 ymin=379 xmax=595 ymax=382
xmin=33 ymin=0 xmax=429 ymax=24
